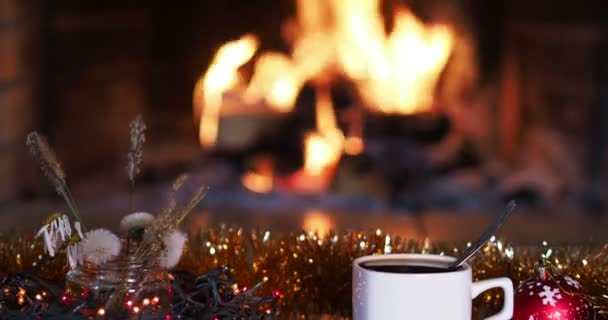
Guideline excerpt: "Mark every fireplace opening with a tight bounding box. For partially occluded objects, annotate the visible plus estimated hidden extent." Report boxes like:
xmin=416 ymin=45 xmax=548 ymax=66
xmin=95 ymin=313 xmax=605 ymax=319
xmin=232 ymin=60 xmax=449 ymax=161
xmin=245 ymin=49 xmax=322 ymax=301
xmin=2 ymin=0 xmax=608 ymax=238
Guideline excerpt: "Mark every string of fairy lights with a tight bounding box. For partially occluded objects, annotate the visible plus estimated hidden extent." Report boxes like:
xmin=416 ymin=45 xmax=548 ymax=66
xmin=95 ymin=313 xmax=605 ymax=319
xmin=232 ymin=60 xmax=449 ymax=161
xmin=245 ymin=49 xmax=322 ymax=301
xmin=1 ymin=227 xmax=607 ymax=319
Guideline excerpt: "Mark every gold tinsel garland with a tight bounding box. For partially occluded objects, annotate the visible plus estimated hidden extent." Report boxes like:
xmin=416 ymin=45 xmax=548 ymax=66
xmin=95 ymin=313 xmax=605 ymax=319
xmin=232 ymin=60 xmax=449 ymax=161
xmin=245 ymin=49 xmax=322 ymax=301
xmin=1 ymin=227 xmax=607 ymax=319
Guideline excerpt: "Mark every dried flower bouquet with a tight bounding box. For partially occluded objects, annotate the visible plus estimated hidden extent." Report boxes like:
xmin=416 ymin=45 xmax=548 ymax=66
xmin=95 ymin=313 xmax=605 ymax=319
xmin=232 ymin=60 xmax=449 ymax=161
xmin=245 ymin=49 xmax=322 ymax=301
xmin=27 ymin=115 xmax=207 ymax=271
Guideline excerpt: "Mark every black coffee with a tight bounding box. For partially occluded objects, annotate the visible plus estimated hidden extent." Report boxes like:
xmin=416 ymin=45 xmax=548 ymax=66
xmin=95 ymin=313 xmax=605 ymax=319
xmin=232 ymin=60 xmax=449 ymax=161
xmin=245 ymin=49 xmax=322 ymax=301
xmin=361 ymin=263 xmax=456 ymax=274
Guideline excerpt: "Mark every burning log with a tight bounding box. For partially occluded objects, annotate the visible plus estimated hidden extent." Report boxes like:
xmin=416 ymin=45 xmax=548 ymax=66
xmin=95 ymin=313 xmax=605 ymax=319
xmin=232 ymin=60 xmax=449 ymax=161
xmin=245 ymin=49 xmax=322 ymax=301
xmin=363 ymin=112 xmax=450 ymax=144
xmin=189 ymin=0 xmax=469 ymax=196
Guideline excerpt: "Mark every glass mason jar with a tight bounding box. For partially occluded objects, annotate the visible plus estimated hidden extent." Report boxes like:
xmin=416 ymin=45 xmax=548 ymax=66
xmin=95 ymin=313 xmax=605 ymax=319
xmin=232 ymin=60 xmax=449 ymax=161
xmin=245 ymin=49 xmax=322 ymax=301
xmin=65 ymin=256 xmax=171 ymax=319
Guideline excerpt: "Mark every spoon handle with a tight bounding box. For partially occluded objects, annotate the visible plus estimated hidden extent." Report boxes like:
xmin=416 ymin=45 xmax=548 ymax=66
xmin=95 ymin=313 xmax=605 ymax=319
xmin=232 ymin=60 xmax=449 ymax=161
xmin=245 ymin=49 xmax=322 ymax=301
xmin=449 ymin=201 xmax=517 ymax=269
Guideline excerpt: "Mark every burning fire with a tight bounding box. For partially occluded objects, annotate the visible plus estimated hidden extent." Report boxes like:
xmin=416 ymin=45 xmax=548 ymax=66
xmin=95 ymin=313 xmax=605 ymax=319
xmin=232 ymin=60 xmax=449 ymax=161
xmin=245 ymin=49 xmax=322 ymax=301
xmin=304 ymin=87 xmax=344 ymax=176
xmin=194 ymin=0 xmax=454 ymax=191
xmin=241 ymin=157 xmax=274 ymax=194
xmin=194 ymin=35 xmax=259 ymax=147
xmin=241 ymin=171 xmax=273 ymax=194
xmin=333 ymin=2 xmax=453 ymax=114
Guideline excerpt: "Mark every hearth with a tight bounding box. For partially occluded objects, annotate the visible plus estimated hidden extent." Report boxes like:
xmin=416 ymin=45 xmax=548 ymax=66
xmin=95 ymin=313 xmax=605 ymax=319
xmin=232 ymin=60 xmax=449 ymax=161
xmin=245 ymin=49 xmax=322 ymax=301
xmin=1 ymin=0 xmax=607 ymax=217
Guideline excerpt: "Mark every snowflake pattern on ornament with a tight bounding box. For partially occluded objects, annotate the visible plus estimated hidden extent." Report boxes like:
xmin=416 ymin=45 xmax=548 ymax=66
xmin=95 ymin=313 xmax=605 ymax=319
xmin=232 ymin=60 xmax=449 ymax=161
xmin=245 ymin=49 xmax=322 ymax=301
xmin=538 ymin=285 xmax=562 ymax=306
xmin=515 ymin=271 xmax=593 ymax=320
xmin=563 ymin=275 xmax=582 ymax=289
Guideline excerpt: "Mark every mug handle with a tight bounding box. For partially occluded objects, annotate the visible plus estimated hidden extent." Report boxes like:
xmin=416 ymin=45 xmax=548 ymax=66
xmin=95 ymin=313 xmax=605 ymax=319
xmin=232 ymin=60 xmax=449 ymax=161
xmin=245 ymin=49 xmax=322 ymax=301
xmin=471 ymin=277 xmax=514 ymax=320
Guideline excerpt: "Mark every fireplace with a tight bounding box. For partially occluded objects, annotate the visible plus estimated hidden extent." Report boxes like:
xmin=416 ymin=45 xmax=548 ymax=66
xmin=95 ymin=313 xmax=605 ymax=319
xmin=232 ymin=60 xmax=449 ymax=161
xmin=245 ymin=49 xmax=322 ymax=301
xmin=1 ymin=0 xmax=608 ymax=220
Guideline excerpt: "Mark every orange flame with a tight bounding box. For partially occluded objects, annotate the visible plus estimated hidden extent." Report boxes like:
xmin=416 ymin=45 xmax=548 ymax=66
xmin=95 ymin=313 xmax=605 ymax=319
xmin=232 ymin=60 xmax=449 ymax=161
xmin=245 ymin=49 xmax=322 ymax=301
xmin=194 ymin=0 xmax=453 ymax=188
xmin=329 ymin=0 xmax=453 ymax=113
xmin=344 ymin=136 xmax=364 ymax=156
xmin=242 ymin=171 xmax=273 ymax=194
xmin=303 ymin=87 xmax=344 ymax=176
xmin=246 ymin=53 xmax=302 ymax=111
xmin=194 ymin=35 xmax=259 ymax=147
xmin=242 ymin=157 xmax=274 ymax=194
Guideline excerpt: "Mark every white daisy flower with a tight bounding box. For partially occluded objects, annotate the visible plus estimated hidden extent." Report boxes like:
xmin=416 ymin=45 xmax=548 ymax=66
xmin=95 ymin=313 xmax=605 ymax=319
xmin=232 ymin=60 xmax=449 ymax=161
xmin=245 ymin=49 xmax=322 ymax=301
xmin=73 ymin=221 xmax=84 ymax=239
xmin=66 ymin=243 xmax=79 ymax=268
xmin=159 ymin=230 xmax=187 ymax=269
xmin=80 ymin=229 xmax=121 ymax=265
xmin=120 ymin=212 xmax=155 ymax=232
xmin=35 ymin=213 xmax=72 ymax=257
xmin=66 ymin=221 xmax=84 ymax=269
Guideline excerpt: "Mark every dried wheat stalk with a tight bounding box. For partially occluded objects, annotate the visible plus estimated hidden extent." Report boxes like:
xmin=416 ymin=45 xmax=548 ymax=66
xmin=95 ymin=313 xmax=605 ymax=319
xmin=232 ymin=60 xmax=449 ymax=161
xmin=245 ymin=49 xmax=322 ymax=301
xmin=126 ymin=115 xmax=146 ymax=185
xmin=26 ymin=132 xmax=85 ymax=230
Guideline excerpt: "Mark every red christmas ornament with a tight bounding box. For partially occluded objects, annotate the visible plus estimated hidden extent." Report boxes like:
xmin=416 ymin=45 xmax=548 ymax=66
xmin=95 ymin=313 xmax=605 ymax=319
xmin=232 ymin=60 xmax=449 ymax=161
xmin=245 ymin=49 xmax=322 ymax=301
xmin=514 ymin=263 xmax=593 ymax=320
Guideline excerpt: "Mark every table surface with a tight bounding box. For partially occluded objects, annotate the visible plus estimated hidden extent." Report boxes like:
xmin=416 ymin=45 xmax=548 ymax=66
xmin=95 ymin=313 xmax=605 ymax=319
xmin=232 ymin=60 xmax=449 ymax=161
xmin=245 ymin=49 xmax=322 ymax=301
xmin=1 ymin=195 xmax=606 ymax=245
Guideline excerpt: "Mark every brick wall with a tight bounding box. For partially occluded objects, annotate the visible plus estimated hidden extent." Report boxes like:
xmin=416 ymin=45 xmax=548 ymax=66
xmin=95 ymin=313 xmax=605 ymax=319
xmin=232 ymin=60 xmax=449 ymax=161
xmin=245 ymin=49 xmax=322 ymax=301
xmin=0 ymin=0 xmax=36 ymax=202
xmin=1 ymin=1 xmax=288 ymax=185
xmin=46 ymin=9 xmax=149 ymax=177
xmin=499 ymin=20 xmax=608 ymax=179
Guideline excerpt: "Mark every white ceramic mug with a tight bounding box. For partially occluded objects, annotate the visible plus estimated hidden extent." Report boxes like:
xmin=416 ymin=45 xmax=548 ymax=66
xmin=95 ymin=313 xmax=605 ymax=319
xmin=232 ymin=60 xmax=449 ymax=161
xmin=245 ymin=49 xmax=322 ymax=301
xmin=352 ymin=254 xmax=513 ymax=320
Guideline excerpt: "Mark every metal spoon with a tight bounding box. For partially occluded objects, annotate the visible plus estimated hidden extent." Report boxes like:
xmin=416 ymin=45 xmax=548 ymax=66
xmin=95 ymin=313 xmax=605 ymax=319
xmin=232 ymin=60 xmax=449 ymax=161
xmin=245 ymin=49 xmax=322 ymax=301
xmin=447 ymin=200 xmax=517 ymax=270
